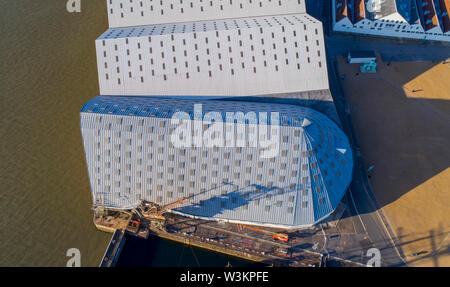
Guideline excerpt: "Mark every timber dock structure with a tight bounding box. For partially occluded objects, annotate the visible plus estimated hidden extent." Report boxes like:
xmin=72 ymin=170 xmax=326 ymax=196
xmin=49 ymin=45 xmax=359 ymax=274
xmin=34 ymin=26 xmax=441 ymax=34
xmin=95 ymin=207 xmax=361 ymax=267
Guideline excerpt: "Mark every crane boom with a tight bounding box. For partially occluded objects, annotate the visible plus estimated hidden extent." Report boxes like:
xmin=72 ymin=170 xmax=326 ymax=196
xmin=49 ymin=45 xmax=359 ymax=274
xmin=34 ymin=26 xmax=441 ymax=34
xmin=138 ymin=197 xmax=188 ymax=220
xmin=157 ymin=197 xmax=188 ymax=216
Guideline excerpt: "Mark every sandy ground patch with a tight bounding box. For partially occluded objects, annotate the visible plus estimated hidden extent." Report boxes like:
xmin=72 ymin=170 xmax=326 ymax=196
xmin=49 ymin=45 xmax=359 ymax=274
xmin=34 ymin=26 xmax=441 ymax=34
xmin=337 ymin=57 xmax=450 ymax=267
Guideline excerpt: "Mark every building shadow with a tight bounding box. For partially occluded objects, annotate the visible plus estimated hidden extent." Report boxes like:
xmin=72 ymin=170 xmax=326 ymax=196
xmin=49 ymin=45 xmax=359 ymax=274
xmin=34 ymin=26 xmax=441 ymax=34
xmin=332 ymin=225 xmax=449 ymax=266
xmin=220 ymin=95 xmax=341 ymax=126
xmin=332 ymin=57 xmax=450 ymax=210
xmin=175 ymin=183 xmax=294 ymax=219
xmin=325 ymin=53 xmax=449 ymax=266
xmin=326 ymin=33 xmax=450 ymax=62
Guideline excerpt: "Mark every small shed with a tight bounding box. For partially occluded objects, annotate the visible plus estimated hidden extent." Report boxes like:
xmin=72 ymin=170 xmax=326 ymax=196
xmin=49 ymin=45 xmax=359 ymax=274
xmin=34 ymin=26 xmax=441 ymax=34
xmin=347 ymin=51 xmax=376 ymax=64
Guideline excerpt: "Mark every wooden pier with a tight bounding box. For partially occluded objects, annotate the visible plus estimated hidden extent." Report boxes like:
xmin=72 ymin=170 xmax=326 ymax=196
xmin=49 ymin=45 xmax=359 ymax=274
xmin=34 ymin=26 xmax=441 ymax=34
xmin=99 ymin=229 xmax=126 ymax=267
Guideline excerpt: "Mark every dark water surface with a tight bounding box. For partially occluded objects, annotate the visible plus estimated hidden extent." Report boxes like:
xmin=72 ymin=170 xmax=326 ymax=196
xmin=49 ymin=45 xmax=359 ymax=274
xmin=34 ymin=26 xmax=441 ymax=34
xmin=0 ymin=0 xmax=254 ymax=267
xmin=0 ymin=0 xmax=110 ymax=267
xmin=116 ymin=234 xmax=265 ymax=267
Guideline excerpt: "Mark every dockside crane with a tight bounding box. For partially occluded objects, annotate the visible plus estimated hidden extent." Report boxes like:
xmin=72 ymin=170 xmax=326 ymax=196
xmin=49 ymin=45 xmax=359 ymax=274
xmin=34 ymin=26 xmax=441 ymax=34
xmin=139 ymin=196 xmax=188 ymax=221
xmin=121 ymin=197 xmax=189 ymax=233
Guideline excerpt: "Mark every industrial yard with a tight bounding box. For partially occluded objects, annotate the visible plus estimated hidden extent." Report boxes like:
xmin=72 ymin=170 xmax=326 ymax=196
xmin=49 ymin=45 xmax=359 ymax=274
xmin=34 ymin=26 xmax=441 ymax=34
xmin=96 ymin=204 xmax=363 ymax=267
xmin=337 ymin=57 xmax=450 ymax=267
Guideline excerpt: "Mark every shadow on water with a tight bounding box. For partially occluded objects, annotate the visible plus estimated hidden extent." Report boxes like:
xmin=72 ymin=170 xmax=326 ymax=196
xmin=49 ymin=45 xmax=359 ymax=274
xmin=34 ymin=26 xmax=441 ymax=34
xmin=115 ymin=234 xmax=266 ymax=267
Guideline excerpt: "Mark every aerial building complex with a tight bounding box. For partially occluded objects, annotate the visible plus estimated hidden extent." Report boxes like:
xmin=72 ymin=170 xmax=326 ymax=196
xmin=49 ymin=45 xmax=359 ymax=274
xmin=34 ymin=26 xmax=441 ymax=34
xmin=81 ymin=0 xmax=354 ymax=228
xmin=81 ymin=96 xmax=353 ymax=228
xmin=333 ymin=0 xmax=450 ymax=42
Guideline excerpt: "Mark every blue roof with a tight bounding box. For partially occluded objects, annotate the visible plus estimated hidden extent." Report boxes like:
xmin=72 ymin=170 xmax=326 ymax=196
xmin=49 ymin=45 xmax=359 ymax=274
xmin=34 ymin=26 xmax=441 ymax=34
xmin=396 ymin=0 xmax=419 ymax=24
xmin=82 ymin=95 xmax=327 ymax=128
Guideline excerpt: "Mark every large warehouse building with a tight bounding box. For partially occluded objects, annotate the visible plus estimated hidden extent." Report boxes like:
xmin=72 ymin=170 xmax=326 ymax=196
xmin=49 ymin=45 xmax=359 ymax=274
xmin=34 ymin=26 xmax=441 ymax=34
xmin=96 ymin=0 xmax=332 ymax=102
xmin=81 ymin=96 xmax=353 ymax=228
xmin=80 ymin=0 xmax=354 ymax=227
xmin=333 ymin=0 xmax=450 ymax=42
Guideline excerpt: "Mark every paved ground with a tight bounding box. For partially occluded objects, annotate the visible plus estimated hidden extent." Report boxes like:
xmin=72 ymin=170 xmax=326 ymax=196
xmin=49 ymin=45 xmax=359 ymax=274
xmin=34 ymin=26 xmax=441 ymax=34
xmin=326 ymin=34 xmax=450 ymax=62
xmin=337 ymin=58 xmax=450 ymax=267
xmin=325 ymin=57 xmax=406 ymax=267
xmin=305 ymin=0 xmax=450 ymax=267
xmin=165 ymin=215 xmax=325 ymax=266
xmin=304 ymin=1 xmax=405 ymax=266
xmin=320 ymin=199 xmax=371 ymax=265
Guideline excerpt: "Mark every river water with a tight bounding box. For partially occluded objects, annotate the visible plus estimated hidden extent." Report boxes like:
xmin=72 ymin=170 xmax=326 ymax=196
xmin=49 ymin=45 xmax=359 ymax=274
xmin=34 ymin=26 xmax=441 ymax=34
xmin=0 ymin=0 xmax=253 ymax=267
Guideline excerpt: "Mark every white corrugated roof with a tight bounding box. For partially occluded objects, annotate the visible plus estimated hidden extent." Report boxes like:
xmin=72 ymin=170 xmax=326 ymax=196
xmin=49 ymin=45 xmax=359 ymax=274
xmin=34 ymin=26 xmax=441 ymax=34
xmin=81 ymin=96 xmax=353 ymax=228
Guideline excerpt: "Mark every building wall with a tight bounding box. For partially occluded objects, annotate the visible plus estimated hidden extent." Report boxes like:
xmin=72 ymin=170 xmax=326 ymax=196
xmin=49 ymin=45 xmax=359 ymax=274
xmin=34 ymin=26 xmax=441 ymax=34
xmin=106 ymin=0 xmax=306 ymax=28
xmin=334 ymin=17 xmax=450 ymax=41
xmin=332 ymin=0 xmax=450 ymax=41
xmin=80 ymin=96 xmax=353 ymax=227
xmin=334 ymin=17 xmax=426 ymax=39
xmin=96 ymin=14 xmax=329 ymax=97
